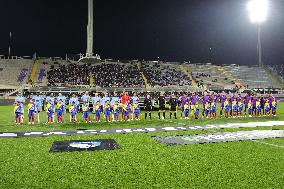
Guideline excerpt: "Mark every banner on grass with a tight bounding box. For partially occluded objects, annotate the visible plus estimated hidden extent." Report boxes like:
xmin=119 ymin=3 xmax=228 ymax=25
xmin=49 ymin=139 xmax=119 ymax=152
xmin=154 ymin=130 xmax=284 ymax=145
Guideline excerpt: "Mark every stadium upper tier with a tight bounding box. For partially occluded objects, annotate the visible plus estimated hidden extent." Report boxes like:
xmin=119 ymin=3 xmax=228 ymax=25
xmin=0 ymin=58 xmax=282 ymax=90
xmin=0 ymin=59 xmax=33 ymax=87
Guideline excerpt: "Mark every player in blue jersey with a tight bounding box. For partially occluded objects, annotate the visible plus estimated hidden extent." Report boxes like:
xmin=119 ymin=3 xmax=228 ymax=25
xmin=69 ymin=94 xmax=79 ymax=112
xmin=32 ymin=93 xmax=43 ymax=124
xmin=28 ymin=99 xmax=36 ymax=125
xmin=81 ymin=91 xmax=90 ymax=109
xmin=45 ymin=93 xmax=55 ymax=107
xmin=271 ymin=97 xmax=277 ymax=116
xmin=46 ymin=93 xmax=55 ymax=122
xmin=133 ymin=101 xmax=140 ymax=120
xmin=104 ymin=100 xmax=111 ymax=122
xmin=56 ymin=100 xmax=64 ymax=123
xmin=264 ymin=99 xmax=271 ymax=116
xmin=123 ymin=102 xmax=131 ymax=122
xmin=112 ymin=102 xmax=120 ymax=122
xmin=101 ymin=92 xmax=110 ymax=111
xmin=256 ymin=99 xmax=262 ymax=117
xmin=92 ymin=92 xmax=101 ymax=107
xmin=238 ymin=101 xmax=244 ymax=117
xmin=111 ymin=92 xmax=120 ymax=107
xmin=18 ymin=101 xmax=24 ymax=125
xmin=15 ymin=92 xmax=25 ymax=124
xmin=110 ymin=92 xmax=120 ymax=119
xmin=57 ymin=93 xmax=66 ymax=122
xmin=46 ymin=100 xmax=54 ymax=124
xmin=232 ymin=98 xmax=238 ymax=118
xmin=193 ymin=104 xmax=200 ymax=119
xmin=247 ymin=100 xmax=253 ymax=117
xmin=131 ymin=92 xmax=139 ymax=104
xmin=82 ymin=103 xmax=90 ymax=123
xmin=184 ymin=102 xmax=190 ymax=119
xmin=204 ymin=101 xmax=211 ymax=118
xmin=131 ymin=92 xmax=139 ymax=120
xmin=93 ymin=101 xmax=101 ymax=122
xmin=210 ymin=101 xmax=217 ymax=119
xmin=15 ymin=92 xmax=25 ymax=107
xmin=69 ymin=101 xmax=77 ymax=123
xmin=13 ymin=101 xmax=22 ymax=125
xmin=224 ymin=98 xmax=230 ymax=118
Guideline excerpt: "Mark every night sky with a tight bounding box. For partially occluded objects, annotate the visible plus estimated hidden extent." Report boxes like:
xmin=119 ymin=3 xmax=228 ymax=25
xmin=1 ymin=0 xmax=284 ymax=65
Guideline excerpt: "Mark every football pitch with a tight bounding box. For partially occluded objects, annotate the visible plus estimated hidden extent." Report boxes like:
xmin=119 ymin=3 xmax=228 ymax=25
xmin=0 ymin=104 xmax=284 ymax=188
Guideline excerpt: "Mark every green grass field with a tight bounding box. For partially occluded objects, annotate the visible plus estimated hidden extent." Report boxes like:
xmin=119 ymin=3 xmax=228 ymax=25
xmin=0 ymin=104 xmax=284 ymax=188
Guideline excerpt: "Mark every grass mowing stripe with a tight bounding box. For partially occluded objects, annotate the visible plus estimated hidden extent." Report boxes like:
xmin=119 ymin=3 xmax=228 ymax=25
xmin=252 ymin=140 xmax=284 ymax=149
xmin=0 ymin=130 xmax=284 ymax=188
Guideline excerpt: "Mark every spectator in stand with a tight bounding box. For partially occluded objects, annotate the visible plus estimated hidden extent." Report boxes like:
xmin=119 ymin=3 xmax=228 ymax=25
xmin=141 ymin=62 xmax=192 ymax=87
xmin=91 ymin=63 xmax=143 ymax=88
xmin=47 ymin=62 xmax=144 ymax=87
xmin=47 ymin=63 xmax=90 ymax=86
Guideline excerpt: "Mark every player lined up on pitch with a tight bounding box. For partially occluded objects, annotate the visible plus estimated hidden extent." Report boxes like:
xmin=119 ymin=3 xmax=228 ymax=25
xmin=12 ymin=91 xmax=278 ymax=125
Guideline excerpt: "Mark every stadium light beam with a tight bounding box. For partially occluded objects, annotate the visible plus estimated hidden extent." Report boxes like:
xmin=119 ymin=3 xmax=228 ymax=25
xmin=247 ymin=0 xmax=268 ymax=67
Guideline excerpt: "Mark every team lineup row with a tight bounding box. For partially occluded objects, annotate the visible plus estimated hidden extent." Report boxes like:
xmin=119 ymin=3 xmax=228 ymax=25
xmin=13 ymin=91 xmax=278 ymax=125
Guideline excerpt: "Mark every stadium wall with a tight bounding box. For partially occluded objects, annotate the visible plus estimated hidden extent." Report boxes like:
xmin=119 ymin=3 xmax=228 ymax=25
xmin=0 ymin=99 xmax=15 ymax=106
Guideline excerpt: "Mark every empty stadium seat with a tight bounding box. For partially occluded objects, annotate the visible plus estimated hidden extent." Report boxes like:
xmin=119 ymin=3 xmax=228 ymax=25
xmin=0 ymin=59 xmax=33 ymax=86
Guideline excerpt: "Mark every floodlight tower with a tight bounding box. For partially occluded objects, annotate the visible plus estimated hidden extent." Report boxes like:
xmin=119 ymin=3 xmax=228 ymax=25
xmin=86 ymin=0 xmax=94 ymax=57
xmin=247 ymin=0 xmax=268 ymax=67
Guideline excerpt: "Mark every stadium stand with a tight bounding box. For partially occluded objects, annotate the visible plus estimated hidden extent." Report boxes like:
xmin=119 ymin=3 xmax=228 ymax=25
xmin=0 ymin=58 xmax=282 ymax=95
xmin=184 ymin=63 xmax=235 ymax=90
xmin=45 ymin=61 xmax=144 ymax=88
xmin=17 ymin=69 xmax=29 ymax=82
xmin=183 ymin=63 xmax=281 ymax=90
xmin=47 ymin=62 xmax=90 ymax=86
xmin=269 ymin=65 xmax=284 ymax=81
xmin=33 ymin=61 xmax=48 ymax=85
xmin=266 ymin=65 xmax=284 ymax=89
xmin=0 ymin=59 xmax=33 ymax=86
xmin=91 ymin=62 xmax=144 ymax=88
xmin=37 ymin=69 xmax=45 ymax=83
xmin=141 ymin=62 xmax=192 ymax=87
xmin=223 ymin=65 xmax=278 ymax=89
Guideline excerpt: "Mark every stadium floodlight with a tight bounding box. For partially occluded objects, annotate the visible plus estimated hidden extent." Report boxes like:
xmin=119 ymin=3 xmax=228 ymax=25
xmin=247 ymin=0 xmax=268 ymax=67
xmin=247 ymin=0 xmax=268 ymax=23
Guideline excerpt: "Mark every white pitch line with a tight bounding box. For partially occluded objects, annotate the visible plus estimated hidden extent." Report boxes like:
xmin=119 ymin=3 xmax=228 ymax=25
xmin=252 ymin=140 xmax=284 ymax=149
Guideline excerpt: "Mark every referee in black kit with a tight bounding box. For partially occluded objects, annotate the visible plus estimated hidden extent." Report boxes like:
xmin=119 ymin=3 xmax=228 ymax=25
xmin=169 ymin=93 xmax=178 ymax=119
xmin=144 ymin=94 xmax=152 ymax=119
xmin=158 ymin=92 xmax=166 ymax=119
